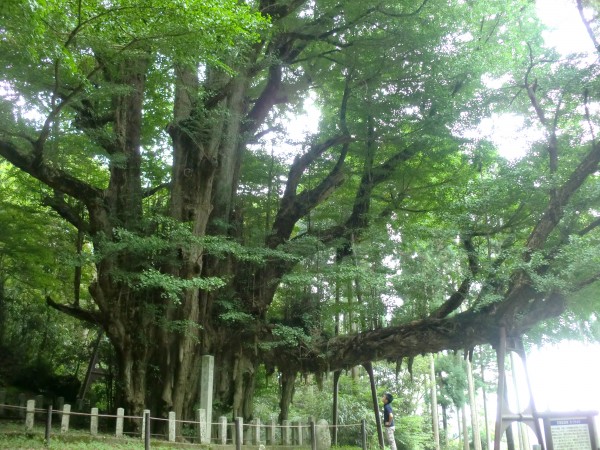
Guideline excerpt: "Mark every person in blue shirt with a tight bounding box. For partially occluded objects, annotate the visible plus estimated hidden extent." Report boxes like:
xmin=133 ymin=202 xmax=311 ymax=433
xmin=381 ymin=392 xmax=397 ymax=450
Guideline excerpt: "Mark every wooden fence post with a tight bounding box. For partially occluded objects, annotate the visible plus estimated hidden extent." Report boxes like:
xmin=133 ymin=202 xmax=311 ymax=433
xmin=141 ymin=409 xmax=150 ymax=440
xmin=45 ymin=405 xmax=52 ymax=443
xmin=219 ymin=416 xmax=228 ymax=445
xmin=253 ymin=418 xmax=262 ymax=444
xmin=295 ymin=420 xmax=303 ymax=445
xmin=144 ymin=410 xmax=151 ymax=450
xmin=197 ymin=408 xmax=207 ymax=444
xmin=235 ymin=417 xmax=243 ymax=450
xmin=25 ymin=399 xmax=35 ymax=430
xmin=283 ymin=420 xmax=291 ymax=445
xmin=116 ymin=407 xmax=124 ymax=437
xmin=267 ymin=418 xmax=276 ymax=445
xmin=90 ymin=407 xmax=99 ymax=435
xmin=56 ymin=397 xmax=64 ymax=419
xmin=35 ymin=395 xmax=43 ymax=420
xmin=61 ymin=404 xmax=71 ymax=433
xmin=168 ymin=411 xmax=176 ymax=442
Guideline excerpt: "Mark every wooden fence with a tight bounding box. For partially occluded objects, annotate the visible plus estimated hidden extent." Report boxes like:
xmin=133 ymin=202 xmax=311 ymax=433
xmin=0 ymin=390 xmax=369 ymax=449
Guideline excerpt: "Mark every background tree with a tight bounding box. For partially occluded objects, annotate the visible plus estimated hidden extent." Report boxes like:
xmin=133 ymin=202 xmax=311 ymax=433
xmin=0 ymin=164 xmax=94 ymax=399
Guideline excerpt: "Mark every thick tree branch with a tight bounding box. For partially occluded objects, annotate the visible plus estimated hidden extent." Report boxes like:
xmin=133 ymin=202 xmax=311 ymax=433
xmin=524 ymin=45 xmax=560 ymax=176
xmin=0 ymin=140 xmax=103 ymax=204
xmin=142 ymin=182 xmax=170 ymax=198
xmin=375 ymin=0 xmax=430 ymax=18
xmin=46 ymin=296 xmax=102 ymax=325
xmin=244 ymin=65 xmax=285 ymax=135
xmin=430 ymin=236 xmax=479 ymax=319
xmin=267 ymin=289 xmax=566 ymax=374
xmin=42 ymin=192 xmax=89 ymax=232
xmin=578 ymin=216 xmax=600 ymax=237
xmin=268 ymin=134 xmax=352 ymax=247
xmin=577 ymin=0 xmax=600 ymax=53
xmin=526 ymin=139 xmax=600 ymax=252
xmin=313 ymin=142 xmax=422 ymax=247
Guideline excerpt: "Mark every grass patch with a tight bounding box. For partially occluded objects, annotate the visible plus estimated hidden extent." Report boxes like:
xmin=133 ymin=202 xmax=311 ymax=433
xmin=0 ymin=421 xmax=194 ymax=449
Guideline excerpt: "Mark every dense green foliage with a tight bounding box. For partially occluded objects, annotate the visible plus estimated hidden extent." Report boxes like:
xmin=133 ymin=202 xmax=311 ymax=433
xmin=1 ymin=3 xmax=600 ymax=446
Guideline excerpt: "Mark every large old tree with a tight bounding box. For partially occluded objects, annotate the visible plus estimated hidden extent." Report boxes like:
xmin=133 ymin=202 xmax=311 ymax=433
xmin=1 ymin=0 xmax=600 ymax=420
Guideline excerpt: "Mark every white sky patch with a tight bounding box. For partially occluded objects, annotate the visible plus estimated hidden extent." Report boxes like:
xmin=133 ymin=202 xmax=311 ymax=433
xmin=528 ymin=341 xmax=600 ymax=413
xmin=476 ymin=113 xmax=545 ymax=161
xmin=536 ymin=0 xmax=596 ymax=56
xmin=462 ymin=1 xmax=596 ymax=163
xmin=286 ymin=92 xmax=321 ymax=141
xmin=262 ymin=91 xmax=322 ymax=162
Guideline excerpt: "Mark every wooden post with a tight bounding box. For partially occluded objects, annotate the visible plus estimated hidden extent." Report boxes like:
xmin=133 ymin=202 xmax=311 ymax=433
xmin=55 ymin=397 xmax=64 ymax=420
xmin=219 ymin=416 xmax=228 ymax=445
xmin=363 ymin=362 xmax=384 ymax=450
xmin=295 ymin=420 xmax=303 ymax=445
xmin=35 ymin=395 xmax=43 ymax=419
xmin=61 ymin=404 xmax=71 ymax=433
xmin=25 ymin=399 xmax=35 ymax=430
xmin=253 ymin=418 xmax=261 ymax=445
xmin=235 ymin=417 xmax=243 ymax=450
xmin=361 ymin=419 xmax=367 ymax=450
xmin=266 ymin=418 xmax=276 ymax=445
xmin=116 ymin=407 xmax=124 ymax=437
xmin=144 ymin=410 xmax=151 ymax=450
xmin=90 ymin=407 xmax=99 ymax=435
xmin=197 ymin=408 xmax=207 ymax=444
xmin=168 ymin=411 xmax=176 ymax=442
xmin=142 ymin=409 xmax=150 ymax=440
xmin=494 ymin=327 xmax=546 ymax=450
xmin=45 ymin=405 xmax=52 ymax=443
xmin=283 ymin=420 xmax=291 ymax=445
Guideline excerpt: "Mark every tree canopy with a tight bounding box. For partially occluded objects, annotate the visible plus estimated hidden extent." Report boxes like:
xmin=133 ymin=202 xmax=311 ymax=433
xmin=1 ymin=0 xmax=599 ymax=420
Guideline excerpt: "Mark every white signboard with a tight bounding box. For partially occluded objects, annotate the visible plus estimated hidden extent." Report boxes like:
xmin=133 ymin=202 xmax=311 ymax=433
xmin=549 ymin=418 xmax=592 ymax=450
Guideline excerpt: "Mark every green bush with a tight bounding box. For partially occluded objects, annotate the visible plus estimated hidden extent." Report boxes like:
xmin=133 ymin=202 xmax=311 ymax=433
xmin=396 ymin=415 xmax=431 ymax=450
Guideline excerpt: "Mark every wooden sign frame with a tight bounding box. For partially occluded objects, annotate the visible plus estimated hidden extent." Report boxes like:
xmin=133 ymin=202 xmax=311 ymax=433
xmin=540 ymin=412 xmax=598 ymax=450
